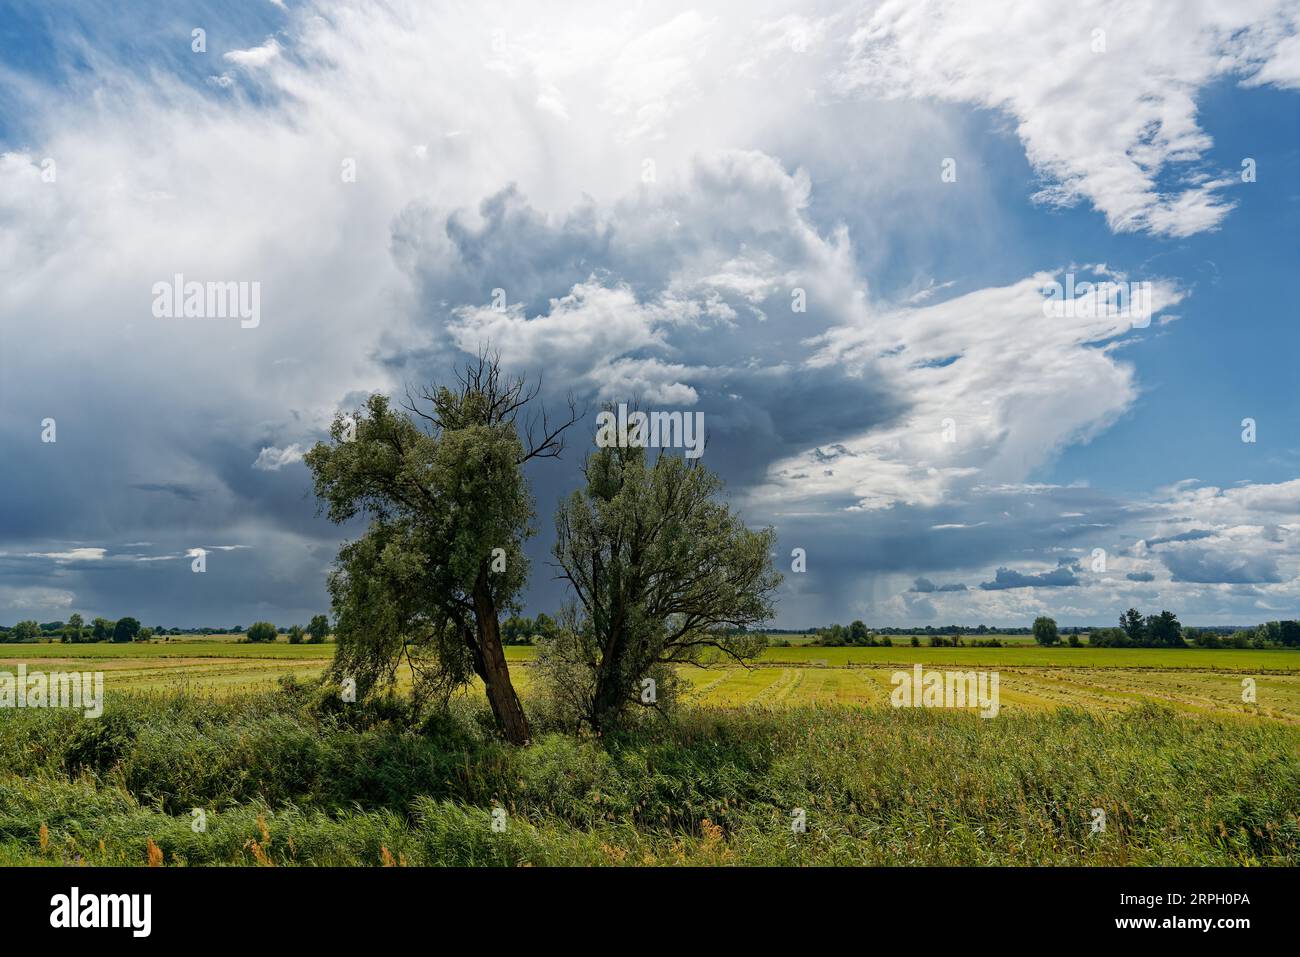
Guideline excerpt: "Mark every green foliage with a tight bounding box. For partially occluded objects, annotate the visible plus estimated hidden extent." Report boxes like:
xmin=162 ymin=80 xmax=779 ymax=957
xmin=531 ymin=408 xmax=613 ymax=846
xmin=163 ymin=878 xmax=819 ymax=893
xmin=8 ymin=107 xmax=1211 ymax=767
xmin=1144 ymin=610 xmax=1184 ymax=647
xmin=1032 ymin=616 xmax=1059 ymax=646
xmin=288 ymin=625 xmax=305 ymax=645
xmin=814 ymin=620 xmax=880 ymax=646
xmin=304 ymin=356 xmax=575 ymax=744
xmin=8 ymin=621 xmax=40 ymax=643
xmin=0 ymin=690 xmax=1296 ymax=866
xmin=1089 ymin=627 xmax=1131 ymax=648
xmin=112 ymin=617 xmax=140 ymax=643
xmin=307 ymin=615 xmax=329 ymax=644
xmin=91 ymin=618 xmax=113 ymax=642
xmin=1121 ymin=608 xmax=1145 ymax=645
xmin=246 ymin=622 xmax=278 ymax=643
xmin=63 ymin=613 xmax=84 ymax=644
xmin=547 ymin=431 xmax=780 ymax=732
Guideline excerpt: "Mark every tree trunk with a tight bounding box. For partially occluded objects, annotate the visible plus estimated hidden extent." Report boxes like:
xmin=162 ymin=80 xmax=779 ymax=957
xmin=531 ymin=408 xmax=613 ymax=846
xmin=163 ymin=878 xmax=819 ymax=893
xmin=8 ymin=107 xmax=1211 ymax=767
xmin=590 ymin=638 xmax=627 ymax=735
xmin=472 ymin=572 xmax=531 ymax=745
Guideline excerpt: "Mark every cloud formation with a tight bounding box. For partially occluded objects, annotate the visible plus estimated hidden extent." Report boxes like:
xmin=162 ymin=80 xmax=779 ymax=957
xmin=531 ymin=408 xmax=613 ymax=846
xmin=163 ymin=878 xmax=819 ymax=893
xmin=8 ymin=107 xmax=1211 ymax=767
xmin=0 ymin=0 xmax=1296 ymax=627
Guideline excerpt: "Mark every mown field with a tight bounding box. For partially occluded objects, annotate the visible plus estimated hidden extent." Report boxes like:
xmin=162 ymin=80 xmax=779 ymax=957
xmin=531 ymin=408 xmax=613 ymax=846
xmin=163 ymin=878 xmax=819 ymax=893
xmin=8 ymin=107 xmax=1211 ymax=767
xmin=4 ymin=637 xmax=1298 ymax=722
xmin=1 ymin=636 xmax=1296 ymax=866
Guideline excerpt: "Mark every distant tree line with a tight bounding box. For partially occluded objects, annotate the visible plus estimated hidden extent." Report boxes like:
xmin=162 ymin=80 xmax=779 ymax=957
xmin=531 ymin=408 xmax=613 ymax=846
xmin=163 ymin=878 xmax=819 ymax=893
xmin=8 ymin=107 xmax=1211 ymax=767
xmin=0 ymin=614 xmax=332 ymax=644
xmin=1029 ymin=610 xmax=1300 ymax=649
xmin=809 ymin=621 xmax=894 ymax=647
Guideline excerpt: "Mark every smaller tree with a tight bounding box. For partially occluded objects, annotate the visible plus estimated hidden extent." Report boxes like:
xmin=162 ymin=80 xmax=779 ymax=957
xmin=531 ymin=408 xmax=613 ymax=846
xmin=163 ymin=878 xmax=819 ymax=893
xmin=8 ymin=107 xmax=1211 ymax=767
xmin=287 ymin=624 xmax=305 ymax=644
xmin=502 ymin=614 xmax=536 ymax=645
xmin=1120 ymin=608 xmax=1145 ymax=645
xmin=307 ymin=614 xmax=329 ymax=644
xmin=64 ymin=613 xmax=85 ymax=644
xmin=112 ymin=617 xmax=141 ymax=643
xmin=1032 ymin=616 xmax=1059 ymax=646
xmin=548 ymin=437 xmax=780 ymax=733
xmin=12 ymin=620 xmax=40 ymax=642
xmin=137 ymin=626 xmax=154 ymax=642
xmin=246 ymin=621 xmax=278 ymax=643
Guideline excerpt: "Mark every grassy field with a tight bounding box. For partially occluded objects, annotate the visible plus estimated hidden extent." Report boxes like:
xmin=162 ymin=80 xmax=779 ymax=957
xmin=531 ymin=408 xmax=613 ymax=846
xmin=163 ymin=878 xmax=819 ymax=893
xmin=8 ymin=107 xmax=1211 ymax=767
xmin=0 ymin=691 xmax=1295 ymax=866
xmin=1 ymin=635 xmax=1297 ymax=865
xmin=4 ymin=638 xmax=1297 ymax=721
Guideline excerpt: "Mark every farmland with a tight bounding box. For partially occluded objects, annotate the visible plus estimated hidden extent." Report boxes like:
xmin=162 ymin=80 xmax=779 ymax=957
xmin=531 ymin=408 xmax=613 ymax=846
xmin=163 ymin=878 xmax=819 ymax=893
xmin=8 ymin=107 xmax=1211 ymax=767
xmin=0 ymin=634 xmax=1297 ymax=866
xmin=3 ymin=637 xmax=1298 ymax=722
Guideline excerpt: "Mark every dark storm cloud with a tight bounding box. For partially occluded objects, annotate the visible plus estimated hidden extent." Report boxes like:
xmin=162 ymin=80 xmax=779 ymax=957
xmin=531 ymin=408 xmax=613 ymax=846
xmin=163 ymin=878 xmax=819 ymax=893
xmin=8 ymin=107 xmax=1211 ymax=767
xmin=978 ymin=558 xmax=1082 ymax=590
xmin=130 ymin=482 xmax=204 ymax=503
xmin=910 ymin=577 xmax=966 ymax=592
xmin=1125 ymin=571 xmax=1156 ymax=582
xmin=1144 ymin=528 xmax=1214 ymax=547
xmin=1161 ymin=548 xmax=1284 ymax=584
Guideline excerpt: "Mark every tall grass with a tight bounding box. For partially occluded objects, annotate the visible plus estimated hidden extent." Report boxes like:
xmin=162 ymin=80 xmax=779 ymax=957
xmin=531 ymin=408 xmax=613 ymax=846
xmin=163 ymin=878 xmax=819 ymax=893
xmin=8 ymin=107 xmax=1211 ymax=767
xmin=0 ymin=685 xmax=1295 ymax=865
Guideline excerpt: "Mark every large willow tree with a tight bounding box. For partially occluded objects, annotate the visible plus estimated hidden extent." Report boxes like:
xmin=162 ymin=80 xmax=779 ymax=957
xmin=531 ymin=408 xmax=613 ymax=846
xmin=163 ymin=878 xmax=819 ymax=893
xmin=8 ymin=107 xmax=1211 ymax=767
xmin=305 ymin=355 xmax=576 ymax=745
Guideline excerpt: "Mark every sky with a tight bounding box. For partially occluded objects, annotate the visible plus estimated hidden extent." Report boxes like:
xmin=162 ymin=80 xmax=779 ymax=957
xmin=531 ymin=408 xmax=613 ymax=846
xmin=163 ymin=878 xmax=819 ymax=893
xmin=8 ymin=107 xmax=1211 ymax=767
xmin=1 ymin=0 xmax=1299 ymax=629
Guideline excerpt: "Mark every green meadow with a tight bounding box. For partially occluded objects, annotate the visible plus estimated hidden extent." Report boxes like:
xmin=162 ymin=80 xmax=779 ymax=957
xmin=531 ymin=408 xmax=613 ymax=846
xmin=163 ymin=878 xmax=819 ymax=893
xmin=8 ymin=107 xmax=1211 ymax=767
xmin=1 ymin=635 xmax=1296 ymax=866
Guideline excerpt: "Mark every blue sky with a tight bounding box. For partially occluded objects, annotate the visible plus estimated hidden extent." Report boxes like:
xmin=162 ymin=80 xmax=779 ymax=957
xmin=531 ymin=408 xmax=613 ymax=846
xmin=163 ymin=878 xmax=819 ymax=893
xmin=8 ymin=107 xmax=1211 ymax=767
xmin=2 ymin=0 xmax=1299 ymax=629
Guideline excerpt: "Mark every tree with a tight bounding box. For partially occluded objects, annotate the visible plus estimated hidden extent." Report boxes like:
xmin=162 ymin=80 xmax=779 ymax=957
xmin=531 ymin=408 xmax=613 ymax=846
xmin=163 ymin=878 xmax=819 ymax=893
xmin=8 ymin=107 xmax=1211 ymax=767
xmin=11 ymin=620 xmax=39 ymax=642
xmin=547 ymin=432 xmax=781 ymax=733
xmin=91 ymin=617 xmax=113 ymax=642
xmin=112 ymin=617 xmax=140 ymax=643
xmin=246 ymin=621 xmax=278 ymax=643
xmin=532 ymin=612 xmax=559 ymax=645
xmin=1032 ymin=616 xmax=1059 ymax=646
xmin=305 ymin=353 xmax=578 ymax=745
xmin=137 ymin=627 xmax=154 ymax=642
xmin=287 ymin=624 xmax=305 ymax=644
xmin=1120 ymin=608 xmax=1145 ymax=645
xmin=307 ymin=614 xmax=329 ymax=644
xmin=64 ymin=613 xmax=84 ymax=644
xmin=1144 ymin=610 xmax=1183 ymax=647
xmin=848 ymin=620 xmax=869 ymax=645
xmin=502 ymin=614 xmax=536 ymax=645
